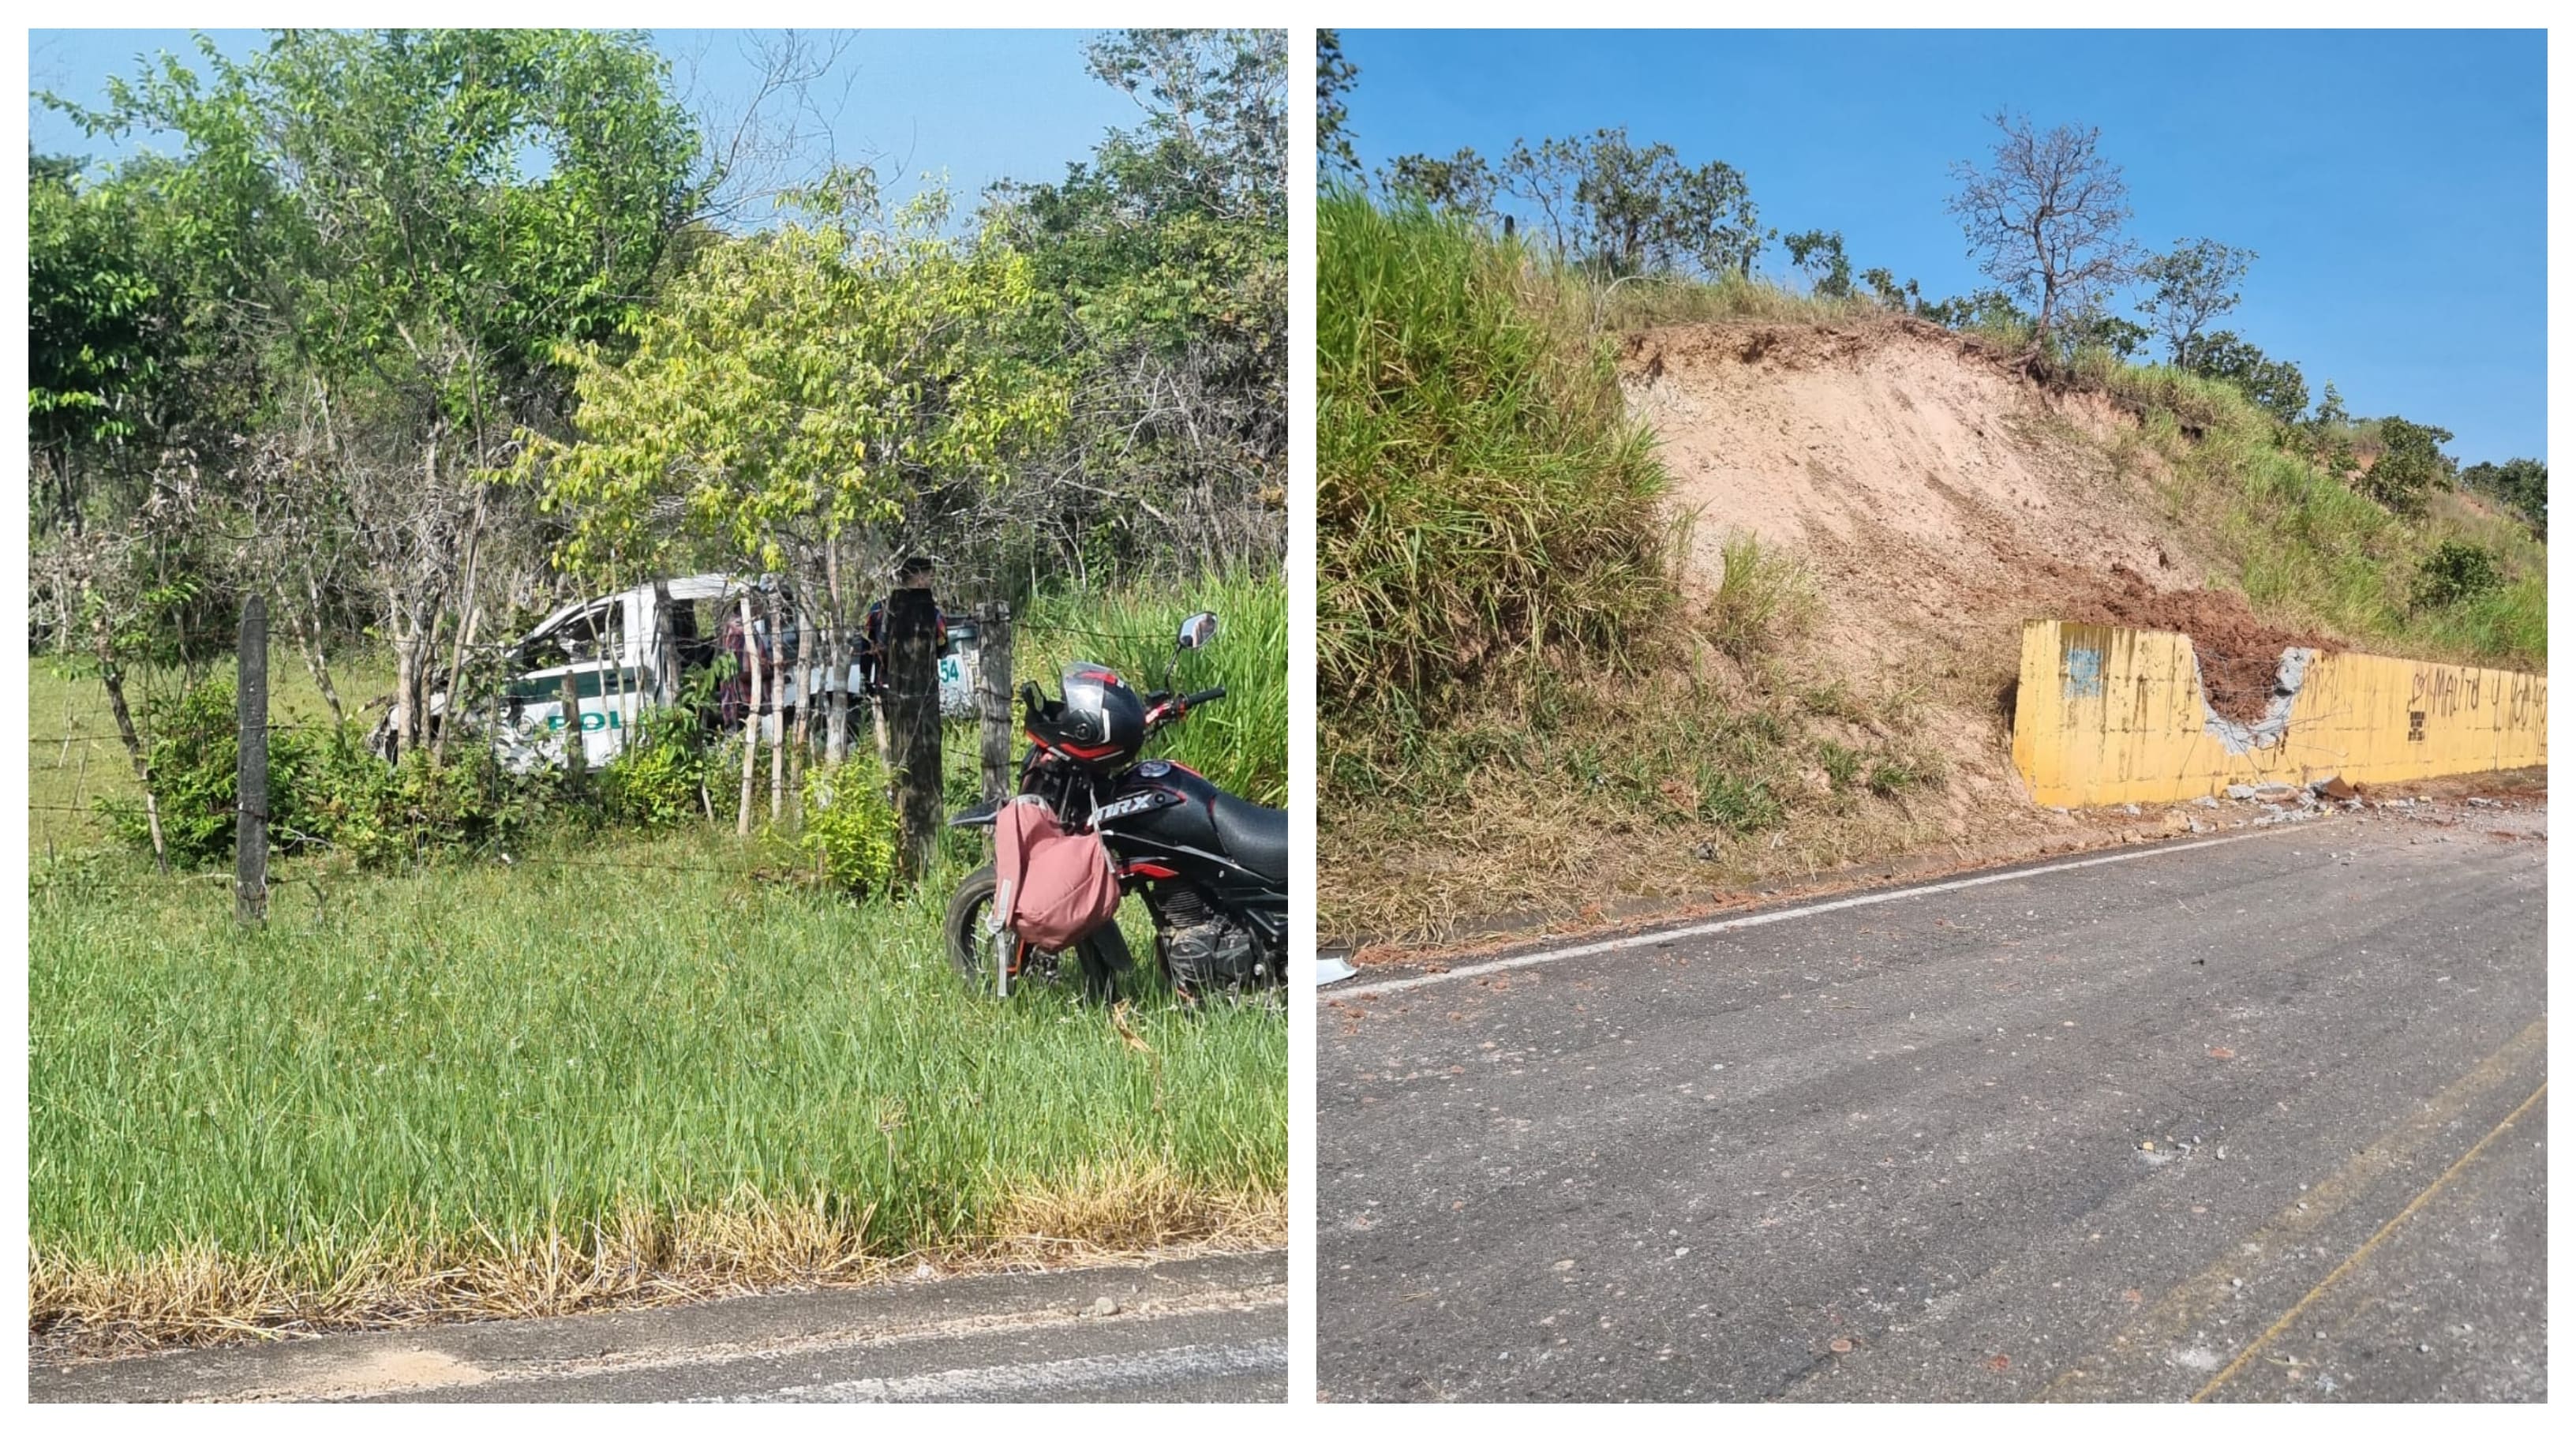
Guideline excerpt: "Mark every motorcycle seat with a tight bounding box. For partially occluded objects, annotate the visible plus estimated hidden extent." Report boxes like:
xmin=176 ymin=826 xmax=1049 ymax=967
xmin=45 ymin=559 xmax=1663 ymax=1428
xmin=1208 ymin=789 xmax=1288 ymax=885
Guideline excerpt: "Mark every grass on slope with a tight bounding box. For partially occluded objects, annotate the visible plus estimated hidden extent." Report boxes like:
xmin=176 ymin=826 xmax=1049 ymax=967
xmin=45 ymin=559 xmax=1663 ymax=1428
xmin=2080 ymin=358 xmax=2545 ymax=669
xmin=1318 ymin=188 xmax=1673 ymax=731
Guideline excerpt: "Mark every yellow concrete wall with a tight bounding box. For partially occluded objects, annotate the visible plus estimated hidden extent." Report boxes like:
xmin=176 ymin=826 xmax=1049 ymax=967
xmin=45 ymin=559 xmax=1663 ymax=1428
xmin=2011 ymin=620 xmax=2547 ymax=808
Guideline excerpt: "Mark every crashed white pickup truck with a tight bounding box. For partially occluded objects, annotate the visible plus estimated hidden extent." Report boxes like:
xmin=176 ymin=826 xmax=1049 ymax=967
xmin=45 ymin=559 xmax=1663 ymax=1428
xmin=382 ymin=574 xmax=981 ymax=771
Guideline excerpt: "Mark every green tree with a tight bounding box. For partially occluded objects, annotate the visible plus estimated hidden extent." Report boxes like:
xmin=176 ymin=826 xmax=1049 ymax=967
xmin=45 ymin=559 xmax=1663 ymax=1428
xmin=1860 ymin=266 xmax=1922 ymax=312
xmin=1783 ymin=230 xmax=1852 ymax=298
xmin=988 ymin=28 xmax=1287 ymax=575
xmin=2185 ymin=331 xmax=2308 ymax=425
xmin=2459 ymin=457 xmax=2547 ymax=537
xmin=1318 ymin=29 xmax=1360 ymax=179
xmin=51 ymin=28 xmax=704 ymax=754
xmin=27 ymin=154 xmax=170 ymax=530
xmin=2136 ymin=238 xmax=2254 ymax=365
xmin=516 ymin=175 xmax=1069 ymax=760
xmin=1381 ymin=148 xmax=1496 ymax=219
xmin=1499 ymin=128 xmax=1767 ymax=279
xmin=2358 ymin=415 xmax=2457 ymax=515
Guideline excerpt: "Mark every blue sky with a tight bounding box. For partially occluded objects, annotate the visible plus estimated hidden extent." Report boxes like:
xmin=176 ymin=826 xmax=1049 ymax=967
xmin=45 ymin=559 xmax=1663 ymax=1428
xmin=29 ymin=28 xmax=1136 ymax=216
xmin=1333 ymin=29 xmax=2546 ymax=467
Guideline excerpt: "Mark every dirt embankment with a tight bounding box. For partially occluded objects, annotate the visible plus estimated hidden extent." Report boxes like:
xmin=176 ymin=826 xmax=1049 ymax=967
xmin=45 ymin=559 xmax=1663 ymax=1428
xmin=1619 ymin=316 xmax=2330 ymax=829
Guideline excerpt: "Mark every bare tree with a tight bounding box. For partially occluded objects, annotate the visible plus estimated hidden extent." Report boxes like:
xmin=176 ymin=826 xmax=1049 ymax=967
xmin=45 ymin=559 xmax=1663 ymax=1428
xmin=676 ymin=29 xmax=864 ymax=229
xmin=1946 ymin=112 xmax=2136 ymax=351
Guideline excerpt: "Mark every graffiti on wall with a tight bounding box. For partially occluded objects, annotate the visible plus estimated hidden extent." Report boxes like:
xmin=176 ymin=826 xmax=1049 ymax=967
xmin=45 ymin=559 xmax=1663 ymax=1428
xmin=2013 ymin=619 xmax=2546 ymax=807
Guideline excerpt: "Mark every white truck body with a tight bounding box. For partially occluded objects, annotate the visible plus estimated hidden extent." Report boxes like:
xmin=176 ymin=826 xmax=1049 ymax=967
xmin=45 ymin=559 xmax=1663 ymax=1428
xmin=411 ymin=574 xmax=980 ymax=771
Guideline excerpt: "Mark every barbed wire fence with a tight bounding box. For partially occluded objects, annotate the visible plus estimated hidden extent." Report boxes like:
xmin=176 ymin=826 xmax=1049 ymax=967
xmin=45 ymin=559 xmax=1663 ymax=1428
xmin=27 ymin=592 xmax=1181 ymax=902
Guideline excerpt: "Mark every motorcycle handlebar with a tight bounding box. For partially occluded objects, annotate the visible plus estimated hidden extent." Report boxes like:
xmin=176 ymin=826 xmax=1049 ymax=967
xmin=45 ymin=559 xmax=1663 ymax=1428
xmin=1182 ymin=686 xmax=1226 ymax=709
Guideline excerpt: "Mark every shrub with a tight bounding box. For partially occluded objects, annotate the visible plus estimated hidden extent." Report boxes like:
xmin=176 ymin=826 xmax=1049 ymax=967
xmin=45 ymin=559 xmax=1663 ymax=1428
xmin=597 ymin=706 xmax=716 ymax=830
xmin=801 ymin=755 xmax=900 ymax=895
xmin=101 ymin=680 xmax=567 ymax=870
xmin=2412 ymin=541 xmax=2503 ymax=611
xmin=100 ymin=680 xmax=306 ymax=869
xmin=283 ymin=729 xmax=556 ymax=866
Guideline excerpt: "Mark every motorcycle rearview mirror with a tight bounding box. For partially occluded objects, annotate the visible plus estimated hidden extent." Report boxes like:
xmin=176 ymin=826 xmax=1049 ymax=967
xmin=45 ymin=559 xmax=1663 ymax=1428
xmin=1176 ymin=611 xmax=1218 ymax=650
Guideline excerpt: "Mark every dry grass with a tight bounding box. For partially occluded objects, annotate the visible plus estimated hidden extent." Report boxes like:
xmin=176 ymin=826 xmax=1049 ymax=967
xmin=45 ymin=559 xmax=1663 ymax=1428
xmin=1319 ymin=648 xmax=1960 ymax=947
xmin=34 ymin=1175 xmax=1286 ymax=1357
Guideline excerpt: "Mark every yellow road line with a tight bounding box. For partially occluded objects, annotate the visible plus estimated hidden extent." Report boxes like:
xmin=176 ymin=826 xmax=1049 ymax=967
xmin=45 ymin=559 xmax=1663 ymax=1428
xmin=2191 ymin=1080 xmax=2546 ymax=1403
xmin=2040 ymin=1017 xmax=2545 ymax=1400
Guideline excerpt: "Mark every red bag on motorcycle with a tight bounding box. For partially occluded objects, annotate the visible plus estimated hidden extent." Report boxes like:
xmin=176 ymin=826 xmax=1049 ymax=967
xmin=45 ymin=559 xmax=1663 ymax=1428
xmin=994 ymin=797 xmax=1121 ymax=951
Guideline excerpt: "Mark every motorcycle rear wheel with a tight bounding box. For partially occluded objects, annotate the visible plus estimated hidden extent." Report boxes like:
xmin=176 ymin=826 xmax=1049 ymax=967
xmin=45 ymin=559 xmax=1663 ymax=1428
xmin=942 ymin=862 xmax=1129 ymax=1002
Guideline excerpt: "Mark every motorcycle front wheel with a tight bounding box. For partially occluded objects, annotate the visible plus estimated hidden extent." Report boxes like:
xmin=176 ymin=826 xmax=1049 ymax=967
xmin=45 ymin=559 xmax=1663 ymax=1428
xmin=942 ymin=862 xmax=1129 ymax=1003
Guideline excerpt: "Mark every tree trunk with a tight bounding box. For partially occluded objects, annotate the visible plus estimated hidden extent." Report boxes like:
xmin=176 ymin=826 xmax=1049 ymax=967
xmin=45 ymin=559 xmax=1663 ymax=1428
xmin=236 ymin=596 xmax=269 ymax=924
xmin=823 ymin=541 xmax=851 ymax=766
xmin=88 ymin=604 xmax=166 ymax=874
xmin=390 ymin=598 xmax=425 ymax=759
xmin=736 ymin=594 xmax=761 ymax=837
xmin=297 ymin=561 xmax=347 ymax=721
xmin=559 ymin=668 xmax=588 ymax=792
xmin=788 ymin=604 xmax=813 ymax=818
xmin=976 ymin=601 xmax=1014 ymax=806
xmin=432 ymin=489 xmax=488 ymax=767
xmin=767 ymin=586 xmax=787 ymax=824
xmin=883 ymin=587 xmax=942 ymax=883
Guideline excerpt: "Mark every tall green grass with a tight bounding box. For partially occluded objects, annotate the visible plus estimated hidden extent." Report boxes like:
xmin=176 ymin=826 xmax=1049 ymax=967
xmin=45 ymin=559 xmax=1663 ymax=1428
xmin=1017 ymin=570 xmax=1286 ymax=805
xmin=29 ymin=830 xmax=1283 ymax=1337
xmin=1318 ymin=189 xmax=1673 ymax=726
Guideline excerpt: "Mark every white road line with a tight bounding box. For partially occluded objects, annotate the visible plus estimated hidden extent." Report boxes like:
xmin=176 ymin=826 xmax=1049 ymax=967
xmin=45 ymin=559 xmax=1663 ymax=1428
xmin=711 ymin=1338 xmax=1288 ymax=1403
xmin=1336 ymin=828 xmax=2294 ymax=999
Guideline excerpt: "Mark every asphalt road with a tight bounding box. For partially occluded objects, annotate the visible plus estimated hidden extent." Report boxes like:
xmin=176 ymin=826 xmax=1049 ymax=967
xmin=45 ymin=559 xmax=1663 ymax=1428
xmin=32 ymin=1251 xmax=1285 ymax=1403
xmin=1320 ymin=812 xmax=2546 ymax=1402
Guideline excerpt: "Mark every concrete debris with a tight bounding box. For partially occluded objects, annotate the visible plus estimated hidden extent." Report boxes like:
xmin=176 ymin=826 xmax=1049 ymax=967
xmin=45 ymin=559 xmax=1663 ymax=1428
xmin=2312 ymin=774 xmax=2359 ymax=801
xmin=2226 ymin=785 xmax=2259 ymax=800
xmin=2252 ymin=807 xmax=2322 ymax=827
xmin=2193 ymin=795 xmax=2220 ymax=808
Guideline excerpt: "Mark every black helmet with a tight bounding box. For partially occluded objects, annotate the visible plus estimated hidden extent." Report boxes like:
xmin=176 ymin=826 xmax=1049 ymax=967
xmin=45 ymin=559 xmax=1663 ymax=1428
xmin=1035 ymin=662 xmax=1146 ymax=761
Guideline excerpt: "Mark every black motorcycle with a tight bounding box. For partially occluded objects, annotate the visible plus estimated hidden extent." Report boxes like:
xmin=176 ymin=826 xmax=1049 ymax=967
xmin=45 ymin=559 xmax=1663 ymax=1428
xmin=942 ymin=611 xmax=1287 ymax=1000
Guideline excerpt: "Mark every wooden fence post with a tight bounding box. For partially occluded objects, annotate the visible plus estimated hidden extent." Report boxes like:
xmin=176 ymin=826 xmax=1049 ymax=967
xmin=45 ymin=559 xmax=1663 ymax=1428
xmin=235 ymin=594 xmax=268 ymax=924
xmin=558 ymin=668 xmax=587 ymax=793
xmin=976 ymin=600 xmax=1014 ymax=807
xmin=885 ymin=587 xmax=942 ymax=882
